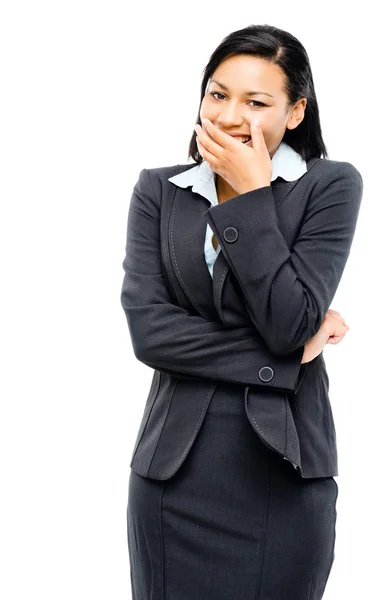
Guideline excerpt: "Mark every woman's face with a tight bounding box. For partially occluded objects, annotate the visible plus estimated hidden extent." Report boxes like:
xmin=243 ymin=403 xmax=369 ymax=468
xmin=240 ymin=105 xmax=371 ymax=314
xmin=199 ymin=54 xmax=306 ymax=159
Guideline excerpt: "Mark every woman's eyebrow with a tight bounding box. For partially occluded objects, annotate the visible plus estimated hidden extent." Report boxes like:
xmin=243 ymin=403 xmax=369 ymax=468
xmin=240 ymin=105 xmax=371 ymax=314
xmin=210 ymin=79 xmax=274 ymax=98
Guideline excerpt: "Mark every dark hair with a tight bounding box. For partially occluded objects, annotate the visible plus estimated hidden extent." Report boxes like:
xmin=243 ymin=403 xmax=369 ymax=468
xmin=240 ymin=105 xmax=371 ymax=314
xmin=188 ymin=24 xmax=328 ymax=164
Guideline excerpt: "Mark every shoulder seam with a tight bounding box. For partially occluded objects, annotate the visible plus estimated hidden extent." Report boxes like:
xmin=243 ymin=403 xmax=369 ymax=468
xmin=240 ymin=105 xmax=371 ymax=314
xmin=145 ymin=168 xmax=159 ymax=206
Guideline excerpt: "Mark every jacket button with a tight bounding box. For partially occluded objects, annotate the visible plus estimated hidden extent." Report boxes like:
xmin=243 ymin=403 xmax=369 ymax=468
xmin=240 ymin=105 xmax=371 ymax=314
xmin=259 ymin=366 xmax=274 ymax=382
xmin=223 ymin=226 xmax=238 ymax=242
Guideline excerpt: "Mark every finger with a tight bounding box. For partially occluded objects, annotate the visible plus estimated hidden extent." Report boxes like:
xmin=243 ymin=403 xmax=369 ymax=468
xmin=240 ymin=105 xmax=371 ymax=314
xmin=328 ymin=310 xmax=349 ymax=327
xmin=250 ymin=119 xmax=268 ymax=154
xmin=196 ymin=123 xmax=223 ymax=158
xmin=201 ymin=118 xmax=236 ymax=151
xmin=326 ymin=310 xmax=347 ymax=325
xmin=196 ymin=137 xmax=217 ymax=167
xmin=326 ymin=309 xmax=343 ymax=322
xmin=332 ymin=325 xmax=349 ymax=337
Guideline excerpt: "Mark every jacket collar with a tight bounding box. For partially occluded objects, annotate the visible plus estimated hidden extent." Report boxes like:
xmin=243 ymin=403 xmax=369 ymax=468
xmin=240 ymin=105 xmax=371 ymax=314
xmin=167 ymin=141 xmax=307 ymax=207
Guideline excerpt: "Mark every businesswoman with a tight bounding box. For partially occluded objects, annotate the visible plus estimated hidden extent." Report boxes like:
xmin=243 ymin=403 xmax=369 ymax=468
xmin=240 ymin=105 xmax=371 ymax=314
xmin=120 ymin=24 xmax=363 ymax=600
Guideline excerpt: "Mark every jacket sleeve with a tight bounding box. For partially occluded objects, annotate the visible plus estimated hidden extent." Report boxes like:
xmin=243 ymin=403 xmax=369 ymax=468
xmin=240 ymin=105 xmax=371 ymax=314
xmin=120 ymin=167 xmax=308 ymax=393
xmin=204 ymin=162 xmax=363 ymax=356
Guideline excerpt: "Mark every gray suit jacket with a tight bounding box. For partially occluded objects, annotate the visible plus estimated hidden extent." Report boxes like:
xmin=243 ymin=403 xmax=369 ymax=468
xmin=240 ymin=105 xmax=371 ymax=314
xmin=120 ymin=156 xmax=363 ymax=479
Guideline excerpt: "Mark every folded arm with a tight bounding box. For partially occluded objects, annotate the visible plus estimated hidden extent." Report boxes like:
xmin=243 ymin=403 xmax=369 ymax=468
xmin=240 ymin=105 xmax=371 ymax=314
xmin=120 ymin=168 xmax=308 ymax=393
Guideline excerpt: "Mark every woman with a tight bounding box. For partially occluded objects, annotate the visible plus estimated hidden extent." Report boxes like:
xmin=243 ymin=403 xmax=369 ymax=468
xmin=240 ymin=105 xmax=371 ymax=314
xmin=120 ymin=24 xmax=363 ymax=600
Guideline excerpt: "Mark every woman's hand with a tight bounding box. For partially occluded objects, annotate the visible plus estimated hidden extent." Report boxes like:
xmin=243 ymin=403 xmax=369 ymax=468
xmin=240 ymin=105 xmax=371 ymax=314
xmin=194 ymin=118 xmax=272 ymax=194
xmin=301 ymin=309 xmax=350 ymax=364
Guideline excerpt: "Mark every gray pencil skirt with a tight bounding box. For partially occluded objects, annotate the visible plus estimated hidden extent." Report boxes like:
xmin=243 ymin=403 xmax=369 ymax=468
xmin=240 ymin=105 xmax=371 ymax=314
xmin=126 ymin=382 xmax=338 ymax=600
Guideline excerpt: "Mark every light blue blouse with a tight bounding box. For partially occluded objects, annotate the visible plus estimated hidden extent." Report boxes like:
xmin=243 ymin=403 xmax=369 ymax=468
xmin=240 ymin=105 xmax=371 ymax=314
xmin=168 ymin=141 xmax=307 ymax=278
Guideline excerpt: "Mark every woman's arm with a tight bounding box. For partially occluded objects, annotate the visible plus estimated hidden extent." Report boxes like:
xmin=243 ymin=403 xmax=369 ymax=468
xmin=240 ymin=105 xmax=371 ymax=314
xmin=204 ymin=162 xmax=363 ymax=356
xmin=120 ymin=168 xmax=307 ymax=393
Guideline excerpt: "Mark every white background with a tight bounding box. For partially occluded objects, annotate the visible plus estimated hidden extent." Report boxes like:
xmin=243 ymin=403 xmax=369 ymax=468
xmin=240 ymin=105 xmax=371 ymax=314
xmin=1 ymin=1 xmax=389 ymax=598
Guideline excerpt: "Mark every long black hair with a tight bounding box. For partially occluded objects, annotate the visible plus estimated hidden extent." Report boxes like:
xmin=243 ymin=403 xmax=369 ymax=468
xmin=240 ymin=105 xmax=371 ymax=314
xmin=188 ymin=24 xmax=328 ymax=164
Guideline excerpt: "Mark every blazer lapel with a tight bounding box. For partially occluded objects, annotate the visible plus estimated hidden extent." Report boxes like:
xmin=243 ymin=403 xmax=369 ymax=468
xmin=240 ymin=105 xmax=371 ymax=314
xmin=169 ymin=185 xmax=220 ymax=321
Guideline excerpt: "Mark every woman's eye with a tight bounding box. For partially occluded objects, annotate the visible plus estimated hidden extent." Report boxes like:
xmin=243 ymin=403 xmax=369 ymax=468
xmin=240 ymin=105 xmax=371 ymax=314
xmin=210 ymin=92 xmax=225 ymax=100
xmin=209 ymin=92 xmax=265 ymax=107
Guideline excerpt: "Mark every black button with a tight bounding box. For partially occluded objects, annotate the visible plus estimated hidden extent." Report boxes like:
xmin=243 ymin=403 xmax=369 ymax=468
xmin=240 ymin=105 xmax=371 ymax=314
xmin=259 ymin=366 xmax=274 ymax=382
xmin=223 ymin=227 xmax=238 ymax=242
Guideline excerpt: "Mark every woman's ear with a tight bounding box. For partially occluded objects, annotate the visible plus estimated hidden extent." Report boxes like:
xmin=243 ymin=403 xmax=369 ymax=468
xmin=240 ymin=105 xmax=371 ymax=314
xmin=287 ymin=98 xmax=307 ymax=130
